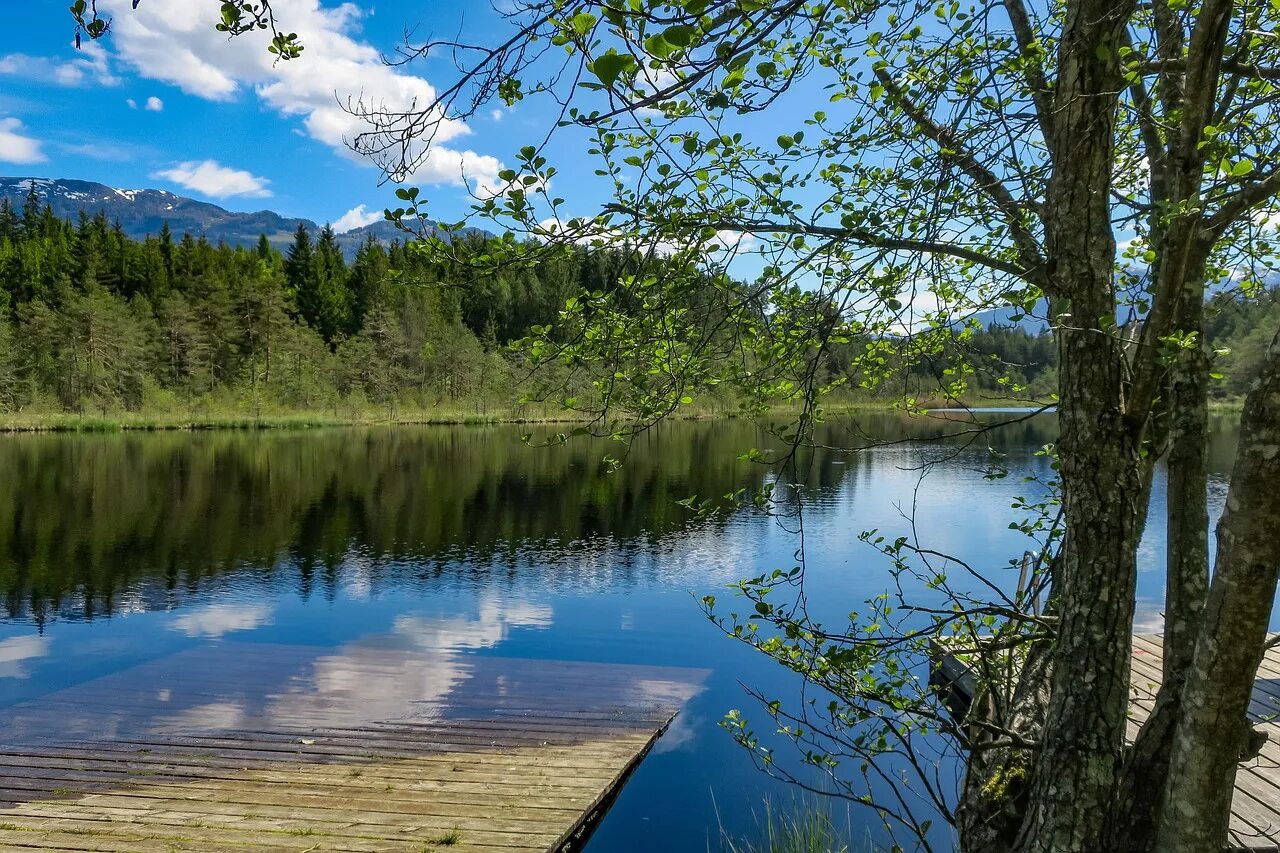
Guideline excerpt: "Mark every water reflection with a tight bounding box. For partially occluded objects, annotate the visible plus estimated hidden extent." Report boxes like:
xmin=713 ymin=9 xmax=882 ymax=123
xmin=0 ymin=415 xmax=1075 ymax=625
xmin=0 ymin=635 xmax=49 ymax=679
xmin=1 ymin=593 xmax=705 ymax=747
xmin=169 ymin=603 xmax=274 ymax=637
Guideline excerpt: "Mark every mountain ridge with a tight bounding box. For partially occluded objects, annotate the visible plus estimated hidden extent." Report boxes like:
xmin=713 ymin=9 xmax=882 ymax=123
xmin=0 ymin=176 xmax=435 ymax=259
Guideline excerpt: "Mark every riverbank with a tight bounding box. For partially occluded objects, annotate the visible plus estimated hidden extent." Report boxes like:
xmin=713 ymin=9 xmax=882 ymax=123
xmin=0 ymin=407 xmax=591 ymax=433
xmin=0 ymin=397 xmax=1243 ymax=433
xmin=0 ymin=397 xmax=1058 ymax=433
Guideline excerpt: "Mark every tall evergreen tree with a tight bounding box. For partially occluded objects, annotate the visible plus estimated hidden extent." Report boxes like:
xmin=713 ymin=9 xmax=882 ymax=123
xmin=295 ymin=224 xmax=349 ymax=344
xmin=346 ymin=236 xmax=388 ymax=336
xmin=158 ymin=221 xmax=175 ymax=287
xmin=20 ymin=188 xmax=40 ymax=237
xmin=0 ymin=199 xmax=18 ymax=243
xmin=284 ymin=223 xmax=313 ymax=301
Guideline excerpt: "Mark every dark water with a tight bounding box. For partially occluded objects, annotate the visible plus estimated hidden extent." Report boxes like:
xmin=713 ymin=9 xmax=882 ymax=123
xmin=0 ymin=413 xmax=1260 ymax=850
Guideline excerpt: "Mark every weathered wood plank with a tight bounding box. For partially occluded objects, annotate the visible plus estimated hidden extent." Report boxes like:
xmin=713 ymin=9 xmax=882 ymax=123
xmin=930 ymin=632 xmax=1280 ymax=851
xmin=0 ymin=647 xmax=708 ymax=853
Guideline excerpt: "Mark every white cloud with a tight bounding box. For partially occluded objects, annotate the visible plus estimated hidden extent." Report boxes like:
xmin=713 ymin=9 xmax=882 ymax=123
xmin=153 ymin=159 xmax=272 ymax=199
xmin=145 ymin=96 xmax=164 ymax=112
xmin=126 ymin=98 xmax=138 ymax=109
xmin=333 ymin=203 xmax=382 ymax=233
xmin=169 ymin=603 xmax=274 ymax=637
xmin=0 ymin=118 xmax=46 ymax=164
xmin=0 ymin=635 xmax=50 ymax=679
xmin=0 ymin=43 xmax=121 ymax=88
xmin=59 ymin=140 xmax=148 ymax=162
xmin=490 ymin=108 xmax=504 ymax=122
xmin=100 ymin=0 xmax=503 ymax=189
xmin=262 ymin=594 xmax=555 ymax=727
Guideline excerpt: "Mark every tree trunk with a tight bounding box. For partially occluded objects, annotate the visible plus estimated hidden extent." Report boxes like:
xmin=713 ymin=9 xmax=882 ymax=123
xmin=1162 ymin=290 xmax=1212 ymax=682
xmin=1154 ymin=328 xmax=1280 ymax=853
xmin=957 ymin=640 xmax=1053 ymax=853
xmin=1108 ymin=248 xmax=1214 ymax=853
xmin=1011 ymin=4 xmax=1141 ymax=851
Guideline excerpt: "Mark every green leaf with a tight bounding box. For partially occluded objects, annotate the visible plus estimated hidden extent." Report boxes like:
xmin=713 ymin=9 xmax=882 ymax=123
xmin=588 ymin=50 xmax=634 ymax=88
xmin=644 ymin=34 xmax=675 ymax=59
xmin=663 ymin=25 xmax=695 ymax=47
xmin=1228 ymin=158 xmax=1256 ymax=178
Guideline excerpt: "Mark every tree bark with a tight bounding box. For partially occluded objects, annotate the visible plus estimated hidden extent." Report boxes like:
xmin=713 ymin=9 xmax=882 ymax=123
xmin=1162 ymin=296 xmax=1211 ymax=683
xmin=1108 ymin=248 xmax=1214 ymax=852
xmin=1009 ymin=4 xmax=1143 ymax=852
xmin=957 ymin=639 xmax=1053 ymax=853
xmin=1154 ymin=328 xmax=1280 ymax=853
xmin=1104 ymin=0 xmax=1235 ymax=838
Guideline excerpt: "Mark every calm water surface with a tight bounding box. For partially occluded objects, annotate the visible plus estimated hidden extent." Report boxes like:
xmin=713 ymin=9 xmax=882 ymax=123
xmin=0 ymin=413 xmax=1261 ymax=850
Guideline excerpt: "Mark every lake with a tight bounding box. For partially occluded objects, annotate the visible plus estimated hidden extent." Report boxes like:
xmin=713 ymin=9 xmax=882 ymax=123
xmin=0 ymin=412 xmax=1262 ymax=851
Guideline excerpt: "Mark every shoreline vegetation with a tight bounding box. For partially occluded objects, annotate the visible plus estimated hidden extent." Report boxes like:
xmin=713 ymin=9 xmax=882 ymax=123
xmin=0 ymin=399 xmax=893 ymax=433
xmin=0 ymin=397 xmax=1244 ymax=433
xmin=0 ymin=204 xmax=1256 ymax=435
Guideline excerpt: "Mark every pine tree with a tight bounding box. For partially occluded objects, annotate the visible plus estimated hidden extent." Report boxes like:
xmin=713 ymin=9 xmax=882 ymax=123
xmin=346 ymin=236 xmax=388 ymax=336
xmin=158 ymin=222 xmax=175 ymax=286
xmin=294 ymin=224 xmax=350 ymax=344
xmin=20 ymin=188 xmax=40 ymax=237
xmin=0 ymin=199 xmax=18 ymax=243
xmin=284 ymin=223 xmax=313 ymax=303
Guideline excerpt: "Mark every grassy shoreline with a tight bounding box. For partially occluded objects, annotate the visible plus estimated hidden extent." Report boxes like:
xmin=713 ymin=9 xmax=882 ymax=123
xmin=0 ymin=398 xmax=1238 ymax=434
xmin=0 ymin=399 xmax=907 ymax=433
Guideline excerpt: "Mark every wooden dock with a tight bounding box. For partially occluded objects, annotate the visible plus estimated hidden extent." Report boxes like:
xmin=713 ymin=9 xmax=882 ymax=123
xmin=932 ymin=633 xmax=1280 ymax=851
xmin=0 ymin=641 xmax=708 ymax=852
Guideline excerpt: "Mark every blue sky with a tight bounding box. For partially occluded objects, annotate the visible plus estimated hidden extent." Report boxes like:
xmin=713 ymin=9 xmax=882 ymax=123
xmin=0 ymin=1 xmax=545 ymax=230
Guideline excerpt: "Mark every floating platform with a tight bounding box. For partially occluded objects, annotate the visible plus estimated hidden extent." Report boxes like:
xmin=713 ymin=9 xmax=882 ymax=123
xmin=931 ymin=633 xmax=1280 ymax=851
xmin=0 ymin=640 xmax=708 ymax=852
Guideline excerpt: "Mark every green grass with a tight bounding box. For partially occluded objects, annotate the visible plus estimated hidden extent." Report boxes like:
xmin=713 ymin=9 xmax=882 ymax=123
xmin=716 ymin=798 xmax=863 ymax=853
xmin=421 ymin=828 xmax=463 ymax=847
xmin=0 ymin=396 xmax=1060 ymax=434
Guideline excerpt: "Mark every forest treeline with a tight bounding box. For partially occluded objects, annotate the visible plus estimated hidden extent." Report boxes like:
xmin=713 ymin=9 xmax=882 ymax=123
xmin=0 ymin=188 xmax=1270 ymax=420
xmin=0 ymin=189 xmax=613 ymax=419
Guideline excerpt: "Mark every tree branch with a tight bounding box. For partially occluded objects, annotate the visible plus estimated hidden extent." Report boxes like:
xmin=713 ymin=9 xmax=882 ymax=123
xmin=1002 ymin=0 xmax=1055 ymax=146
xmin=602 ymin=206 xmax=1036 ymax=281
xmin=873 ymin=67 xmax=1046 ymax=278
xmin=1140 ymin=58 xmax=1280 ymax=81
xmin=1205 ymin=168 xmax=1280 ymax=238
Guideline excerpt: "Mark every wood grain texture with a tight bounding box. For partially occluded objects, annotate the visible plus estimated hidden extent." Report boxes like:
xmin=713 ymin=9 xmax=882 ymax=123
xmin=932 ymin=633 xmax=1280 ymax=851
xmin=0 ymin=643 xmax=709 ymax=852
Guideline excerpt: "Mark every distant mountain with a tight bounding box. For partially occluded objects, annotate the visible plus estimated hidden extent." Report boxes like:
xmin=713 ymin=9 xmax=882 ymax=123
xmin=0 ymin=177 xmax=453 ymax=259
xmin=968 ymin=303 xmax=1050 ymax=333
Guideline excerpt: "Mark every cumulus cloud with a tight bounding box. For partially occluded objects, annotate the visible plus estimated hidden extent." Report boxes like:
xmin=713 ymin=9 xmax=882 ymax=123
xmin=262 ymin=594 xmax=555 ymax=727
xmin=100 ymin=0 xmax=503 ymax=190
xmin=0 ymin=118 xmax=46 ymax=164
xmin=333 ymin=203 xmax=382 ymax=233
xmin=153 ymin=159 xmax=272 ymax=199
xmin=145 ymin=96 xmax=165 ymax=112
xmin=126 ymin=98 xmax=138 ymax=109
